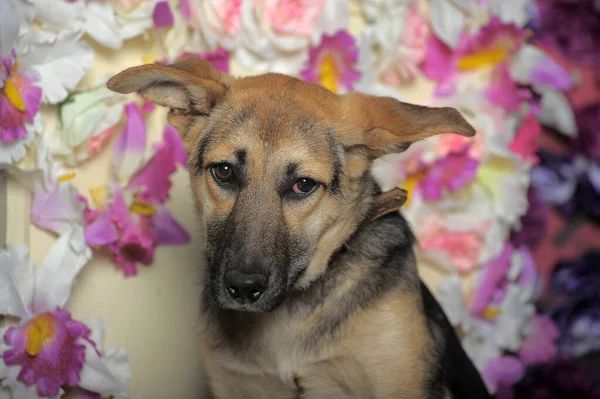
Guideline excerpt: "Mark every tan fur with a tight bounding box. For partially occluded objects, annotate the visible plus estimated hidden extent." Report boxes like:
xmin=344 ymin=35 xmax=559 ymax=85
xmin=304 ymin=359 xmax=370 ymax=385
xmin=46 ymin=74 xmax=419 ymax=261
xmin=108 ymin=57 xmax=476 ymax=399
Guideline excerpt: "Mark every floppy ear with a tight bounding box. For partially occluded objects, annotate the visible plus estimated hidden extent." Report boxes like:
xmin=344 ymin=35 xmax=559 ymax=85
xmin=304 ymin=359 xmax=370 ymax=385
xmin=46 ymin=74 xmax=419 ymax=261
xmin=339 ymin=92 xmax=475 ymax=157
xmin=107 ymin=56 xmax=231 ymax=149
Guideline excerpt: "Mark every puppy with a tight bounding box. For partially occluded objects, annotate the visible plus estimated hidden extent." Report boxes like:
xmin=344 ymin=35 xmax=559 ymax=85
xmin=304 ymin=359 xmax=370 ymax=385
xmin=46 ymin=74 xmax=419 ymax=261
xmin=108 ymin=56 xmax=492 ymax=399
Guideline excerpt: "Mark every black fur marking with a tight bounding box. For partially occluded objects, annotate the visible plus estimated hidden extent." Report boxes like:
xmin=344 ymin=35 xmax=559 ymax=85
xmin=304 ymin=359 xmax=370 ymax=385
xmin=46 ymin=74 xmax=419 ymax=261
xmin=421 ymin=281 xmax=492 ymax=399
xmin=234 ymin=149 xmax=247 ymax=167
xmin=286 ymin=163 xmax=298 ymax=177
xmin=195 ymin=133 xmax=213 ymax=174
xmin=325 ymin=130 xmax=343 ymax=195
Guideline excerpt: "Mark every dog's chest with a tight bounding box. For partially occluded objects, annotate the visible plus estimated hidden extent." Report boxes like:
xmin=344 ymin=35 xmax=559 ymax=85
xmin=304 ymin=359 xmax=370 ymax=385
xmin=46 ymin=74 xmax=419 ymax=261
xmin=203 ymin=292 xmax=435 ymax=399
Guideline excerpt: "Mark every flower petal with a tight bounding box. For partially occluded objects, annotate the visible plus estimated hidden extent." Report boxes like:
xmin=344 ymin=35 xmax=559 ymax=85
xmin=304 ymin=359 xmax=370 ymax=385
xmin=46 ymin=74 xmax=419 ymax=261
xmin=33 ymin=226 xmax=92 ymax=312
xmin=84 ymin=2 xmax=123 ymax=50
xmin=487 ymin=0 xmax=531 ymax=26
xmin=19 ymin=31 xmax=95 ymax=104
xmin=78 ymin=341 xmax=131 ymax=398
xmin=536 ymin=87 xmax=577 ymax=137
xmin=85 ymin=208 xmax=118 ymax=246
xmin=429 ymin=0 xmax=464 ymax=48
xmin=152 ymin=1 xmax=174 ymax=29
xmin=510 ymin=44 xmax=572 ymax=91
xmin=113 ymin=103 xmax=147 ymax=184
xmin=0 ymin=245 xmax=35 ymax=318
xmin=0 ymin=1 xmax=19 ymax=59
xmin=152 ymin=206 xmax=190 ymax=245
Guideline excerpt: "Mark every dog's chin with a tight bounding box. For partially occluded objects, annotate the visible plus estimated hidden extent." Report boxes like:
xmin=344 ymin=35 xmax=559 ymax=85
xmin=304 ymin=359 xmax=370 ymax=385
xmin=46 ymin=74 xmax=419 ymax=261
xmin=213 ymin=287 xmax=285 ymax=313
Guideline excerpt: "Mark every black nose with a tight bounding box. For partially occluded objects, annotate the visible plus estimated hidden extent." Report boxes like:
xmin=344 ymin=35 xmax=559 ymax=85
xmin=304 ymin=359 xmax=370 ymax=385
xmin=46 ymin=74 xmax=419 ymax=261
xmin=224 ymin=271 xmax=267 ymax=304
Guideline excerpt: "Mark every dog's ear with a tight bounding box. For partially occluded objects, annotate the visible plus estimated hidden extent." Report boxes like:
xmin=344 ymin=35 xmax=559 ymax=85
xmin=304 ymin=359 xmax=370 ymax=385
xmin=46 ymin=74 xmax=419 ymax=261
xmin=339 ymin=92 xmax=475 ymax=158
xmin=107 ymin=56 xmax=231 ymax=150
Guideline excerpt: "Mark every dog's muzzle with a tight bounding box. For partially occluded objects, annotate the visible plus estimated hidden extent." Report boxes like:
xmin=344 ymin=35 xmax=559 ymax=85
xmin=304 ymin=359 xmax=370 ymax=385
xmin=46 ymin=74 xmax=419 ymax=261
xmin=223 ymin=270 xmax=267 ymax=304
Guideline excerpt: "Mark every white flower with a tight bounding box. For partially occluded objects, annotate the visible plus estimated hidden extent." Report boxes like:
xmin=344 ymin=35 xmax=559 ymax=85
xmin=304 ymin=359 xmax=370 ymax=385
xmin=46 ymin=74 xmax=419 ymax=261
xmin=184 ymin=0 xmax=243 ymax=51
xmin=18 ymin=30 xmax=95 ymax=104
xmin=354 ymin=32 xmax=406 ymax=101
xmin=52 ymin=75 xmax=127 ymax=165
xmin=0 ymin=230 xmax=130 ymax=399
xmin=113 ymin=0 xmax=156 ymax=42
xmin=486 ymin=0 xmax=532 ymax=27
xmin=362 ymin=0 xmax=429 ymax=84
xmin=235 ymin=0 xmax=349 ymax=74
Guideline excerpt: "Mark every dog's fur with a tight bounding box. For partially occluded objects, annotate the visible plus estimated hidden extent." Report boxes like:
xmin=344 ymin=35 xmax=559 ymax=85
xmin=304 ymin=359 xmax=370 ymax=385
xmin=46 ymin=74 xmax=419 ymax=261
xmin=108 ymin=57 xmax=492 ymax=399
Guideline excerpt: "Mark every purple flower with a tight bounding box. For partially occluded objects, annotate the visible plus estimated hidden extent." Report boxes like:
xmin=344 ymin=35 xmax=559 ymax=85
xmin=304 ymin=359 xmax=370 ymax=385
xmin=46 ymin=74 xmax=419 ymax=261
xmin=535 ymin=0 xmax=600 ymax=78
xmin=3 ymin=308 xmax=90 ymax=397
xmin=529 ymin=150 xmax=600 ymax=218
xmin=300 ymin=30 xmax=361 ymax=94
xmin=542 ymin=252 xmax=600 ymax=357
xmin=513 ymin=359 xmax=600 ymax=399
xmin=419 ymin=147 xmax=479 ymax=201
xmin=510 ymin=187 xmax=548 ymax=249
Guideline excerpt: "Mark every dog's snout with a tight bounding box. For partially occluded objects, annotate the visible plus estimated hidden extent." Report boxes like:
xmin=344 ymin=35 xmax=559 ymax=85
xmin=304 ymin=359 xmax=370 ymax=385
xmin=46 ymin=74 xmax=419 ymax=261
xmin=224 ymin=271 xmax=267 ymax=304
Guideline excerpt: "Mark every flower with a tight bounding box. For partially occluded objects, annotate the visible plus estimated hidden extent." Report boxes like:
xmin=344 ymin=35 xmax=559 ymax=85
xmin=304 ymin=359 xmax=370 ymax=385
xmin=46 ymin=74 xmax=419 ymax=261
xmin=422 ymin=16 xmax=527 ymax=98
xmin=152 ymin=1 xmax=174 ymax=29
xmin=362 ymin=1 xmax=430 ymax=85
xmin=510 ymin=187 xmax=548 ymax=249
xmin=300 ymin=31 xmax=360 ymax=94
xmin=543 ymin=251 xmax=600 ymax=358
xmin=53 ymin=76 xmax=127 ymax=165
xmin=82 ymin=122 xmax=190 ymax=276
xmin=517 ymin=315 xmax=559 ymax=366
xmin=112 ymin=103 xmax=148 ymax=185
xmin=235 ymin=0 xmax=349 ymax=74
xmin=509 ymin=112 xmax=540 ymax=164
xmin=531 ymin=150 xmax=600 ymax=218
xmin=482 ymin=356 xmax=525 ymax=396
xmin=0 ymin=3 xmax=43 ymax=164
xmin=182 ymin=0 xmax=243 ymax=51
xmin=1 ymin=137 xmax=85 ymax=236
xmin=419 ymin=147 xmax=479 ymax=201
xmin=0 ymin=229 xmax=130 ymax=399
xmin=535 ymin=0 xmax=600 ymax=78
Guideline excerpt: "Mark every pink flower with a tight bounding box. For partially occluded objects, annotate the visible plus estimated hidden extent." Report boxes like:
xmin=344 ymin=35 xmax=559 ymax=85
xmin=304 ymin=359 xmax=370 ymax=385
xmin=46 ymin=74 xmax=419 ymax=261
xmin=485 ymin=65 xmax=532 ymax=112
xmin=517 ymin=315 xmax=559 ymax=366
xmin=262 ymin=0 xmax=324 ymax=37
xmin=2 ymin=308 xmax=89 ymax=397
xmin=380 ymin=7 xmax=430 ymax=85
xmin=300 ymin=30 xmax=360 ymax=94
xmin=0 ymin=51 xmax=42 ymax=143
xmin=422 ymin=17 xmax=526 ymax=97
xmin=128 ymin=125 xmax=187 ymax=204
xmin=419 ymin=147 xmax=479 ymax=201
xmin=482 ymin=356 xmax=525 ymax=394
xmin=420 ymin=215 xmax=484 ymax=273
xmin=83 ymin=126 xmax=190 ymax=276
xmin=470 ymin=244 xmax=537 ymax=315
xmin=213 ymin=0 xmax=242 ymax=35
xmin=113 ymin=103 xmax=147 ymax=183
xmin=509 ymin=113 xmax=541 ymax=164
xmin=184 ymin=0 xmax=242 ymax=50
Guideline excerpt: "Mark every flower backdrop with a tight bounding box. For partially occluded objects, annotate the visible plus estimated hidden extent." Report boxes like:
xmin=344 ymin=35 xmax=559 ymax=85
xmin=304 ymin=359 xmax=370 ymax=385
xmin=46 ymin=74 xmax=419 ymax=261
xmin=0 ymin=0 xmax=599 ymax=398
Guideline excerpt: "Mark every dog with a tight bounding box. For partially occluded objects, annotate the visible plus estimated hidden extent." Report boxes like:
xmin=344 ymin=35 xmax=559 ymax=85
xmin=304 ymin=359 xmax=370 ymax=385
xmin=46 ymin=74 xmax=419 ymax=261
xmin=108 ymin=56 xmax=492 ymax=399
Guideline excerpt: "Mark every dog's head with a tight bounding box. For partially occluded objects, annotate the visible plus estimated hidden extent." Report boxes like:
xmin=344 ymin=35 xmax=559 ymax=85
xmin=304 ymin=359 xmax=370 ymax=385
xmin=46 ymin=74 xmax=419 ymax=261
xmin=108 ymin=56 xmax=474 ymax=312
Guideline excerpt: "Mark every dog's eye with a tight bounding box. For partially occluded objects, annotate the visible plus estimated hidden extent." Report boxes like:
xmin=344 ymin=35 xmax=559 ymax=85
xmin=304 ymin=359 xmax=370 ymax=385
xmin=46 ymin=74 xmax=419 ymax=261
xmin=212 ymin=163 xmax=235 ymax=183
xmin=292 ymin=178 xmax=318 ymax=195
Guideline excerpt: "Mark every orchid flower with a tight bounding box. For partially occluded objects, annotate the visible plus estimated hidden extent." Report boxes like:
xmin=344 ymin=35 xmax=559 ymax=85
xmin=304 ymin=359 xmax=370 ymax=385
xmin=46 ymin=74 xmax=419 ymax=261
xmin=81 ymin=104 xmax=190 ymax=276
xmin=300 ymin=31 xmax=361 ymax=95
xmin=0 ymin=228 xmax=131 ymax=399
